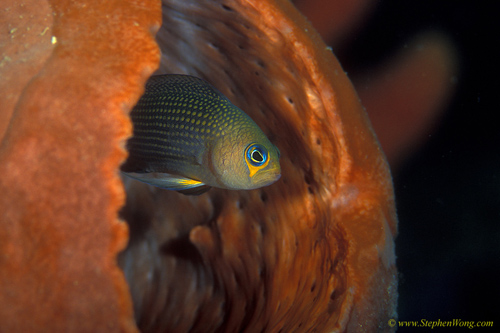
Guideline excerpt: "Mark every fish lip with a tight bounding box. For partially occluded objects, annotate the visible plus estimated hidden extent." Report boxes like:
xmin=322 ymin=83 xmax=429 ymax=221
xmin=259 ymin=170 xmax=281 ymax=186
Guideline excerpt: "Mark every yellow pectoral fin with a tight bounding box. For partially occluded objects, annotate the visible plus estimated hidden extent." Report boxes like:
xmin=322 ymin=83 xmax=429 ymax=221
xmin=122 ymin=171 xmax=205 ymax=191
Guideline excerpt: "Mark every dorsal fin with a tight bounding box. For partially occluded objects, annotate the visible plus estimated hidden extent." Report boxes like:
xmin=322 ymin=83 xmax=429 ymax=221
xmin=145 ymin=74 xmax=227 ymax=101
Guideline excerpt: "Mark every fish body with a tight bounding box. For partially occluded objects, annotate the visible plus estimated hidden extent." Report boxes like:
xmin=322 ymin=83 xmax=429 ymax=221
xmin=121 ymin=74 xmax=280 ymax=194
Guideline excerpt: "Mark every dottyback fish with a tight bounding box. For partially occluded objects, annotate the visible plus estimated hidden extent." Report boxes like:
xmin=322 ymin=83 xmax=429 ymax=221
xmin=121 ymin=74 xmax=281 ymax=194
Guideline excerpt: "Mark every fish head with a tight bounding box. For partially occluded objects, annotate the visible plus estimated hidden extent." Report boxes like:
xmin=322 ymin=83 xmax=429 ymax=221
xmin=211 ymin=127 xmax=281 ymax=190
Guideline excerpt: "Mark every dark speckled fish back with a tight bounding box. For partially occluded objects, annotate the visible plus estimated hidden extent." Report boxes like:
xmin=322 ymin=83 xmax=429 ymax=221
xmin=122 ymin=74 xmax=252 ymax=182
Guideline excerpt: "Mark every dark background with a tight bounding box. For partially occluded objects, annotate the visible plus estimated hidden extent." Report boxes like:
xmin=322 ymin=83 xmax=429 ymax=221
xmin=335 ymin=0 xmax=499 ymax=329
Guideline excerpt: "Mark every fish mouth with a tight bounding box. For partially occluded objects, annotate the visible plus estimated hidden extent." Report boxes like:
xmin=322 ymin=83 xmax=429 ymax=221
xmin=253 ymin=168 xmax=281 ymax=188
xmin=269 ymin=171 xmax=281 ymax=182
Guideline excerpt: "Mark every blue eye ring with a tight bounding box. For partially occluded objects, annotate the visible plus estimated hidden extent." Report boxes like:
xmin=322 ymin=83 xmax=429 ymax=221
xmin=246 ymin=144 xmax=268 ymax=167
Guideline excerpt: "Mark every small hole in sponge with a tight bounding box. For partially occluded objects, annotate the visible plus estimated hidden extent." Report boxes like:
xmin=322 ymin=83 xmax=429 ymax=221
xmin=256 ymin=59 xmax=266 ymax=68
xmin=260 ymin=191 xmax=268 ymax=203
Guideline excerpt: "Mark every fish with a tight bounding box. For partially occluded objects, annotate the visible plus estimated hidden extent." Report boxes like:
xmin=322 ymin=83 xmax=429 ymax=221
xmin=121 ymin=74 xmax=281 ymax=195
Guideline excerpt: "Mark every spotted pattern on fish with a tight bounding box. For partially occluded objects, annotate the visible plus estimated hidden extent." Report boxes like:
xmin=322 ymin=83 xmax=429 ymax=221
xmin=121 ymin=74 xmax=280 ymax=194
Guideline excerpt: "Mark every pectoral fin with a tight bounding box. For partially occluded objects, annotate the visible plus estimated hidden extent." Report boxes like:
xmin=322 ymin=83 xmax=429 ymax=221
xmin=122 ymin=171 xmax=210 ymax=194
xmin=178 ymin=185 xmax=211 ymax=195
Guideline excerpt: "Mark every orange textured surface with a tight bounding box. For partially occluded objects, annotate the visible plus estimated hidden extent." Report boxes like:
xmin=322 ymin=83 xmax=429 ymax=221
xmin=119 ymin=0 xmax=397 ymax=332
xmin=0 ymin=0 xmax=160 ymax=331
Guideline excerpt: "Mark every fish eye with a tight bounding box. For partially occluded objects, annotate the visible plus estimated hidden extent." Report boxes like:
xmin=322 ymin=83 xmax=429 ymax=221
xmin=246 ymin=144 xmax=267 ymax=167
